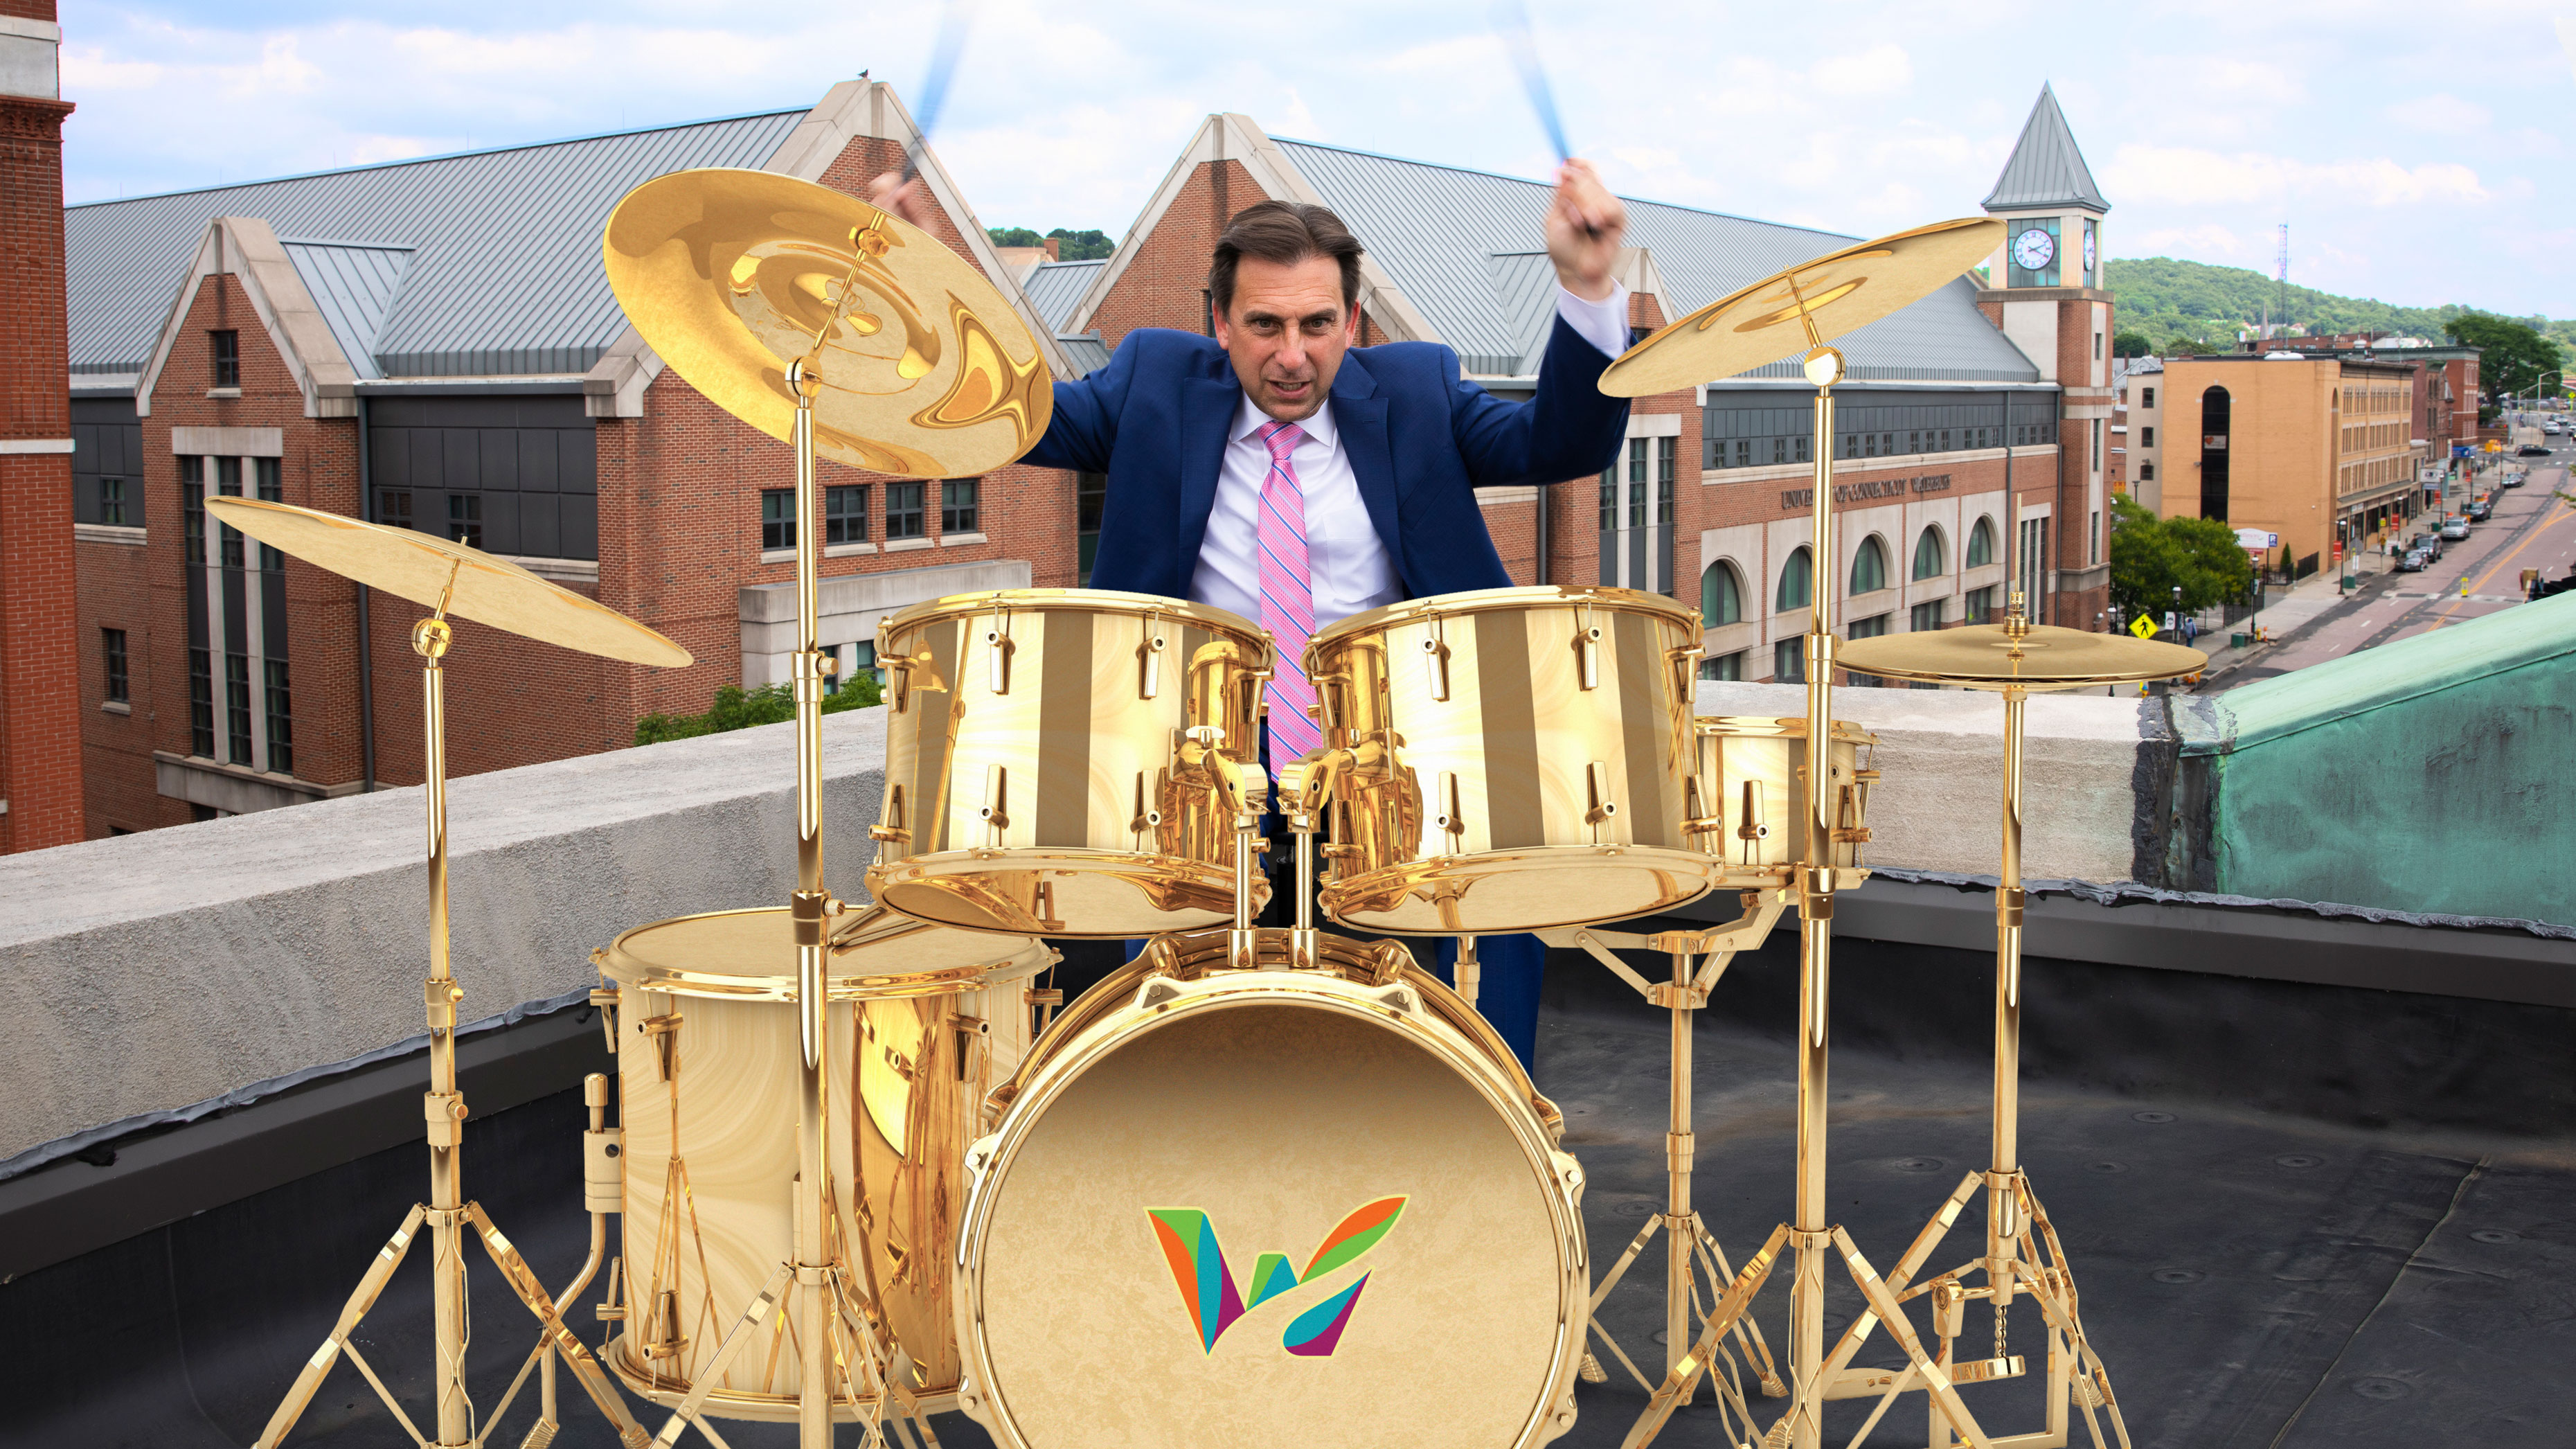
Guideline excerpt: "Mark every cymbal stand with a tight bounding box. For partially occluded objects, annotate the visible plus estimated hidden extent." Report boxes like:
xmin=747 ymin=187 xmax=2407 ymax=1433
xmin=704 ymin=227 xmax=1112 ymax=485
xmin=1615 ymin=334 xmax=1995 ymax=1449
xmin=1535 ymin=897 xmax=1790 ymax=1436
xmin=253 ymin=575 xmax=655 ymax=1449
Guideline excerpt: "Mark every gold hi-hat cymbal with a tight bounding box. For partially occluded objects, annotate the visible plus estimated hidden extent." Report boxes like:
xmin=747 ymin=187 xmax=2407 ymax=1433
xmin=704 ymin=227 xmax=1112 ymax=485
xmin=204 ymin=497 xmax=692 ymax=668
xmin=1599 ymin=217 xmax=2005 ymax=395
xmin=602 ymin=168 xmax=1052 ymax=479
xmin=1838 ymin=623 xmax=2203 ymax=693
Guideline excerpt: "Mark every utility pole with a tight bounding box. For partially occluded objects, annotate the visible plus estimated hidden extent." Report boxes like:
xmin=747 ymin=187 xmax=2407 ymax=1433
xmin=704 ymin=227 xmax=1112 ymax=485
xmin=2275 ymin=223 xmax=2290 ymax=340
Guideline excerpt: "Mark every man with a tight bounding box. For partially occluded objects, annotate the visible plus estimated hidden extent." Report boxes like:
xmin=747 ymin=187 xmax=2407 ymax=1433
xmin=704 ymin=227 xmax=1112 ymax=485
xmin=871 ymin=164 xmax=1635 ymax=1067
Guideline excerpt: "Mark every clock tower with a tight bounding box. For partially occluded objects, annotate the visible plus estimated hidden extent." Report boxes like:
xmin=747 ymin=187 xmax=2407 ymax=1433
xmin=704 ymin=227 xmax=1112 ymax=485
xmin=1976 ymin=85 xmax=2113 ymax=630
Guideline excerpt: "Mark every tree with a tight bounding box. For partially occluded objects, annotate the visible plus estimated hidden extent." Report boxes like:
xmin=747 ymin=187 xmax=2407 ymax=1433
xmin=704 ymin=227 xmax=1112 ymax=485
xmin=634 ymin=677 xmax=879 ymax=747
xmin=987 ymin=226 xmax=1044 ymax=249
xmin=2165 ymin=336 xmax=2207 ymax=357
xmin=2107 ymin=496 xmax=2253 ymax=619
xmin=1045 ymin=227 xmax=1114 ymax=261
xmin=2446 ymin=311 xmax=2560 ymax=402
xmin=2113 ymin=330 xmax=2152 ymax=359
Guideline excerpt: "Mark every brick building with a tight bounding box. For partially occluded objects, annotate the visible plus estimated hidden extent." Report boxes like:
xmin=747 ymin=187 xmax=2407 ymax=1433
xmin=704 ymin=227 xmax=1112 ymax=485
xmin=1 ymin=1 xmax=80 ymax=852
xmin=2152 ymin=353 xmax=2426 ymax=574
xmin=62 ymin=82 xmax=1083 ymax=836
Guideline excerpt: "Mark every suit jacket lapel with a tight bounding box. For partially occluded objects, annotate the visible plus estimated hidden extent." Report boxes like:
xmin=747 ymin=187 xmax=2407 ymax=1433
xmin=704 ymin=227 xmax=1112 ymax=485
xmin=1332 ymin=355 xmax=1401 ymax=566
xmin=1177 ymin=370 xmax=1240 ymax=585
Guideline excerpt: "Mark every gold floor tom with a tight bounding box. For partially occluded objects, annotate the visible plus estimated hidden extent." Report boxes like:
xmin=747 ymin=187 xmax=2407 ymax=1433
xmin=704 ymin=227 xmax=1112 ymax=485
xmin=1305 ymin=585 xmax=1720 ymax=933
xmin=954 ymin=930 xmax=1586 ymax=1448
xmin=867 ymin=589 xmax=1273 ymax=936
xmin=592 ymin=906 xmax=1053 ymax=1419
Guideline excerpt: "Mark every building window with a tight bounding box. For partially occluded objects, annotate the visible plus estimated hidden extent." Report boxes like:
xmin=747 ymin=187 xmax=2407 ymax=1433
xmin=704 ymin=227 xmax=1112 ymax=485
xmin=2091 ymin=509 xmax=2102 ymax=565
xmin=211 ymin=330 xmax=239 ymax=387
xmin=2140 ymin=462 xmax=2156 ymax=482
xmin=1699 ymin=650 xmax=1743 ymax=681
xmin=188 ymin=648 xmax=214 ymax=756
xmin=2142 ymin=387 xmax=2156 ymax=409
xmin=827 ymin=639 xmax=879 ymax=697
xmin=2092 ymin=420 xmax=2103 ymax=472
xmin=216 ymin=458 xmax=244 ymax=569
xmin=761 ymin=488 xmax=795 ymax=551
xmin=379 ymin=490 xmax=413 ymax=530
xmin=1964 ymin=585 xmax=1996 ymax=623
xmin=1965 ymin=517 xmax=1996 ymax=568
xmin=886 ymin=481 xmax=925 ymax=540
xmin=1848 ymin=613 xmax=1890 ymax=684
xmin=826 ymin=484 xmax=869 ymax=545
xmin=102 ymin=628 xmax=128 ymax=702
xmin=1912 ymin=527 xmax=1944 ymax=580
xmin=1850 ymin=536 xmax=1889 ymax=594
xmin=1076 ymin=472 xmax=1107 ymax=585
xmin=255 ymin=458 xmax=283 ymax=571
xmin=225 ymin=652 xmax=253 ymax=765
xmin=2140 ymin=425 xmax=2155 ymax=447
xmin=1598 ymin=469 xmax=1617 ymax=527
xmin=1911 ymin=600 xmax=1945 ymax=632
xmin=447 ymin=494 xmax=483 ymax=549
xmin=1656 ymin=438 xmax=1675 ymax=524
xmin=265 ymin=659 xmax=293 ymax=776
xmin=942 ymin=478 xmax=980 ymax=534
xmin=1701 ymin=562 xmax=1742 ymax=625
xmin=182 ymin=457 xmax=205 ymax=563
xmin=1774 ymin=637 xmax=1804 ymax=684
xmin=1776 ymin=546 xmax=1812 ymax=612
xmin=100 ymin=477 xmax=125 ymax=526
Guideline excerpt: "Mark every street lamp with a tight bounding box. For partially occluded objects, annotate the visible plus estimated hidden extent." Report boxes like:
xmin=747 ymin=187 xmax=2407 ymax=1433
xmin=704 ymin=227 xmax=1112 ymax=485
xmin=2171 ymin=583 xmax=2183 ymax=640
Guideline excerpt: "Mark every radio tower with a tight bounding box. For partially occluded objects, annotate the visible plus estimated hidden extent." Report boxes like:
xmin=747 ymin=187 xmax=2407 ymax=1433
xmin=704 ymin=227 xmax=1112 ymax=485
xmin=2274 ymin=222 xmax=2289 ymax=339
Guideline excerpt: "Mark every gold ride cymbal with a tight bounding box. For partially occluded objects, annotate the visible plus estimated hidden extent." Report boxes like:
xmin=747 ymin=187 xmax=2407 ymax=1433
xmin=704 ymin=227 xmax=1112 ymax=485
xmin=1839 ymin=623 xmax=2204 ymax=692
xmin=602 ymin=168 xmax=1051 ymax=479
xmin=204 ymin=496 xmax=692 ymax=668
xmin=1598 ymin=217 xmax=2006 ymax=395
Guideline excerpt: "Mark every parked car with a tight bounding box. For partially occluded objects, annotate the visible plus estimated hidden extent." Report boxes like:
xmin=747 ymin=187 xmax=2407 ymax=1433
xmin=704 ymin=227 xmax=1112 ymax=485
xmin=2504 ymin=472 xmax=2528 ymax=488
xmin=2441 ymin=517 xmax=2471 ymax=541
xmin=2468 ymin=499 xmax=2494 ymax=522
xmin=2518 ymin=443 xmax=2551 ymax=456
xmin=2397 ymin=548 xmax=2430 ymax=572
xmin=2410 ymin=531 xmax=2443 ymax=560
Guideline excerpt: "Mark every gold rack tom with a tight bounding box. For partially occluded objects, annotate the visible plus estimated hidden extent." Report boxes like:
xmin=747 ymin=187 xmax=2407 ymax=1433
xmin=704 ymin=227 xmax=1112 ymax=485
xmin=1304 ymin=585 xmax=1721 ymax=934
xmin=1692 ymin=714 xmax=1878 ymax=878
xmin=866 ymin=589 xmax=1274 ymax=937
xmin=952 ymin=930 xmax=1586 ymax=1449
xmin=591 ymin=906 xmax=1053 ymax=1419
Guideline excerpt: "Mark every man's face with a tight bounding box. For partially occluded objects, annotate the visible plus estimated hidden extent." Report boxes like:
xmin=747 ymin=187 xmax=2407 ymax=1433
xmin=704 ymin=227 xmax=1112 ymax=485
xmin=1213 ymin=254 xmax=1358 ymax=423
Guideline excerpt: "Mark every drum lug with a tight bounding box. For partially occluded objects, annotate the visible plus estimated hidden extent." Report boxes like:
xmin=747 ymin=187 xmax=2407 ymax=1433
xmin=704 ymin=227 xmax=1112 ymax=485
xmin=1138 ymin=614 xmax=1166 ymax=699
xmin=587 ymin=985 xmax=620 ymax=1053
xmin=1575 ymin=605 xmax=1603 ymax=691
xmin=1433 ymin=771 xmax=1467 ymax=846
xmin=1364 ymin=982 xmax=1419 ymax=1017
xmin=984 ymin=603 xmax=1014 ymax=695
xmin=1422 ymin=616 xmax=1451 ymax=702
xmin=1137 ymin=977 xmax=1188 ymax=1011
xmin=1584 ymin=761 xmax=1619 ymax=838
xmin=978 ymin=765 xmax=1011 ymax=842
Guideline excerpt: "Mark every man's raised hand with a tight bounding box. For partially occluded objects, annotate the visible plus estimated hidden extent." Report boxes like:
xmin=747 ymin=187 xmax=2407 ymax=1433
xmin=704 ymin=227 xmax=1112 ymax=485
xmin=867 ymin=171 xmax=936 ymax=231
xmin=1545 ymin=159 xmax=1625 ymax=303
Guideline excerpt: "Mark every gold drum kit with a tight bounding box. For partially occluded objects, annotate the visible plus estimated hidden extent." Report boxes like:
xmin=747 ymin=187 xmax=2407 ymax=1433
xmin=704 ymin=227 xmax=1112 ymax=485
xmin=225 ymin=165 xmax=2207 ymax=1449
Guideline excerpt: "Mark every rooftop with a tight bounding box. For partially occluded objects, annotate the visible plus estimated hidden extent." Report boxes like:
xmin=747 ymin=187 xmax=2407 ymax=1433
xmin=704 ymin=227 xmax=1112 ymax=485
xmin=1981 ymin=85 xmax=2111 ymax=215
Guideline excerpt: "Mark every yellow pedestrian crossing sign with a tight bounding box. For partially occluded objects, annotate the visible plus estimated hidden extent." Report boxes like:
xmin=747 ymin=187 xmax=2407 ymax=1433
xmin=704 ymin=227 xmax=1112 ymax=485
xmin=2128 ymin=614 xmax=2157 ymax=639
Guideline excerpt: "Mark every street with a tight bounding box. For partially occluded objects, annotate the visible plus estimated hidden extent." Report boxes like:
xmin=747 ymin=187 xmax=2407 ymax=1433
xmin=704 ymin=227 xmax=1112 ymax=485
xmin=2206 ymin=448 xmax=2575 ymax=683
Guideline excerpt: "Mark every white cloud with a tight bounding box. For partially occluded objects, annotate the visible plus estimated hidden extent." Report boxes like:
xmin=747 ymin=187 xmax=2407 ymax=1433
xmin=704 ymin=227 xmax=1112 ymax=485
xmin=2383 ymin=93 xmax=2491 ymax=135
xmin=2104 ymin=144 xmax=2487 ymax=209
xmin=1810 ymin=44 xmax=1912 ymax=98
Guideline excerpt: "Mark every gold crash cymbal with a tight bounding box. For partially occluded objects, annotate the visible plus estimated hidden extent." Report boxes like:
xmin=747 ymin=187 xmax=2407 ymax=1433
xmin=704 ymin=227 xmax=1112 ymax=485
xmin=1838 ymin=624 xmax=2203 ymax=693
xmin=1599 ymin=217 xmax=2005 ymax=395
xmin=204 ymin=497 xmax=692 ymax=668
xmin=603 ymin=168 xmax=1052 ymax=479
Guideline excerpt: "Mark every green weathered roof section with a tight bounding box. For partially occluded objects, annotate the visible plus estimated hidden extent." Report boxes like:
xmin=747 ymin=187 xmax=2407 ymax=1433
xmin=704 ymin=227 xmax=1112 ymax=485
xmin=2181 ymin=594 xmax=2576 ymax=927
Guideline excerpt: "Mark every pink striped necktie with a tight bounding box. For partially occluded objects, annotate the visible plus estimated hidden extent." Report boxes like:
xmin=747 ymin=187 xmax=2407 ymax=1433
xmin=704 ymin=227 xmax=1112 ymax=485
xmin=1255 ymin=420 xmax=1323 ymax=765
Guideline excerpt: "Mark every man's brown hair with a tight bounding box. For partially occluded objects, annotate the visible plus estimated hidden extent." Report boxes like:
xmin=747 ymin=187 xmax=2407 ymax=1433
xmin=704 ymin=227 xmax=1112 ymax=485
xmin=1208 ymin=200 xmax=1365 ymax=318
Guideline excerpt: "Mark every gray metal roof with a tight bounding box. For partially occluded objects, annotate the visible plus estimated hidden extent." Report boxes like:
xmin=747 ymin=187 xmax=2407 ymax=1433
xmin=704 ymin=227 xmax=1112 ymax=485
xmin=1275 ymin=139 xmax=2039 ymax=384
xmin=1055 ymin=332 xmax=1111 ymax=378
xmin=1981 ymin=85 xmax=2109 ymax=215
xmin=66 ymin=111 xmax=807 ymax=378
xmin=1022 ymin=259 xmax=1104 ymax=333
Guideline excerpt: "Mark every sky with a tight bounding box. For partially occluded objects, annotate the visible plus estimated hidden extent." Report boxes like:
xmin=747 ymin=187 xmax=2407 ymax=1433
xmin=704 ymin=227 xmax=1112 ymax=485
xmin=51 ymin=1 xmax=2576 ymax=321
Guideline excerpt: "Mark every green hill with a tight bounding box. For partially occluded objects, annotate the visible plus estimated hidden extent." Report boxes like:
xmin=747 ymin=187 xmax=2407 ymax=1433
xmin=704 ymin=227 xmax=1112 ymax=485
xmin=2107 ymin=256 xmax=2576 ymax=358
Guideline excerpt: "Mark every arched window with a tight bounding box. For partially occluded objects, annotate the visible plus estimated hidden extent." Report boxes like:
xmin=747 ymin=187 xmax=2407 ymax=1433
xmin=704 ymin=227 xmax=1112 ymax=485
xmin=1776 ymin=546 xmax=1812 ymax=611
xmin=1912 ymin=526 xmax=1944 ymax=580
xmin=1851 ymin=535 xmax=1889 ymax=594
xmin=1965 ymin=517 xmax=1996 ymax=568
xmin=1700 ymin=561 xmax=1742 ymax=626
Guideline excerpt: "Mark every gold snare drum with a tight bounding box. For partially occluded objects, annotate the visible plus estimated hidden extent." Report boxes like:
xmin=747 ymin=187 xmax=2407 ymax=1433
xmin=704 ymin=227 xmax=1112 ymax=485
xmin=1692 ymin=714 xmax=1879 ymax=880
xmin=592 ymin=906 xmax=1053 ymax=1420
xmin=954 ymin=930 xmax=1586 ymax=1449
xmin=1305 ymin=585 xmax=1720 ymax=934
xmin=867 ymin=589 xmax=1273 ymax=937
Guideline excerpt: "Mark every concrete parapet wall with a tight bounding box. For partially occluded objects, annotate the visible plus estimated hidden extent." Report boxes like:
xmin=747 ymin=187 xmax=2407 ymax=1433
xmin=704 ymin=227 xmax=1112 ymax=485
xmin=0 ymin=709 xmax=891 ymax=1162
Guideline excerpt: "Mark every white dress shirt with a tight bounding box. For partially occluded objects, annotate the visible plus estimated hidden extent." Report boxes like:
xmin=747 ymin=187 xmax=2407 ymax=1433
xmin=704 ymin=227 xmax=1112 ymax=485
xmin=1190 ymin=283 xmax=1631 ymax=630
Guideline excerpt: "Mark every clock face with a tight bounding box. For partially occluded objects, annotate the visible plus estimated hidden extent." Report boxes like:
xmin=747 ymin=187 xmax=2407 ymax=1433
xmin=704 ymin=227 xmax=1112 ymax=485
xmin=2083 ymin=229 xmax=2098 ymax=275
xmin=2012 ymin=228 xmax=2056 ymax=272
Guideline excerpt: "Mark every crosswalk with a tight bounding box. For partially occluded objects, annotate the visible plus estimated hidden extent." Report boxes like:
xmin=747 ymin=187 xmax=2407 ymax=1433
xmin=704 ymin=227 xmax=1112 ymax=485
xmin=2381 ymin=592 xmax=2519 ymax=603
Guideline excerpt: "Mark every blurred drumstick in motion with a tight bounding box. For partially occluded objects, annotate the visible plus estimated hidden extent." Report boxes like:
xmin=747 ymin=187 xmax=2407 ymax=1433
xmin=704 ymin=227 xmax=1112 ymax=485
xmin=900 ymin=0 xmax=980 ymax=181
xmin=1494 ymin=0 xmax=1572 ymax=163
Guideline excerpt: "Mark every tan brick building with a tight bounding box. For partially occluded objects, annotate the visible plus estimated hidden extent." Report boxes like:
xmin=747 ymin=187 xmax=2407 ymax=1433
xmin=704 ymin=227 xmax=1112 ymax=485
xmin=2152 ymin=354 xmax=2425 ymax=574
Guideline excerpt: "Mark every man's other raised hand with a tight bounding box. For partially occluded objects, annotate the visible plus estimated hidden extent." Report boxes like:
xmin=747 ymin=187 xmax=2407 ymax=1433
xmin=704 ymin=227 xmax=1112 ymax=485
xmin=868 ymin=171 xmax=935 ymax=231
xmin=1546 ymin=159 xmax=1625 ymax=303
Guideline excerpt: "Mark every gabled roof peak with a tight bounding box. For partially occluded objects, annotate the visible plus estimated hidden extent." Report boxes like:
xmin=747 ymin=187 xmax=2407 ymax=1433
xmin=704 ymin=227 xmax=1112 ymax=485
xmin=1983 ymin=84 xmax=2109 ymax=215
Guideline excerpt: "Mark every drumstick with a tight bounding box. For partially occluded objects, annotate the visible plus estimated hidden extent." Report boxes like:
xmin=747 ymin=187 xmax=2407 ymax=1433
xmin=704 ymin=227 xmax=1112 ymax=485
xmin=1492 ymin=1 xmax=1601 ymax=240
xmin=900 ymin=0 xmax=980 ymax=183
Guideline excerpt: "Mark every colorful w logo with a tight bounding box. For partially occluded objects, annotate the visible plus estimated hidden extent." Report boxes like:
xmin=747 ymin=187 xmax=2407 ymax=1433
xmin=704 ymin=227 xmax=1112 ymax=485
xmin=1145 ymin=1195 xmax=1406 ymax=1358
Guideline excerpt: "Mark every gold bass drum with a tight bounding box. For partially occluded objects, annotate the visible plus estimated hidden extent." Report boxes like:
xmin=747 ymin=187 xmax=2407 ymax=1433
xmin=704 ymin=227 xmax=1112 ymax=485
xmin=952 ymin=930 xmax=1586 ymax=1449
xmin=867 ymin=589 xmax=1273 ymax=937
xmin=1305 ymin=585 xmax=1721 ymax=934
xmin=592 ymin=906 xmax=1053 ymax=1420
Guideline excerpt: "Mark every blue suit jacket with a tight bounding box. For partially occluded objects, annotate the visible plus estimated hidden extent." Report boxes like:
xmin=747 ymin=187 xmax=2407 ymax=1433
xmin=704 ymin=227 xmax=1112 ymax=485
xmin=1026 ymin=314 xmax=1631 ymax=600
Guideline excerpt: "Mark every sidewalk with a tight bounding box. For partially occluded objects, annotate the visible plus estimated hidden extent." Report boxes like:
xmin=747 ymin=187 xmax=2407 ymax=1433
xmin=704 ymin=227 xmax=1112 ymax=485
xmin=2192 ymin=562 xmax=2376 ymax=687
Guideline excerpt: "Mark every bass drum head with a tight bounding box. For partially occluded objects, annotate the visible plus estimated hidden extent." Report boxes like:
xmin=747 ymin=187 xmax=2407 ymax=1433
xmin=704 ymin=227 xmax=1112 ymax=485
xmin=962 ymin=988 xmax=1580 ymax=1448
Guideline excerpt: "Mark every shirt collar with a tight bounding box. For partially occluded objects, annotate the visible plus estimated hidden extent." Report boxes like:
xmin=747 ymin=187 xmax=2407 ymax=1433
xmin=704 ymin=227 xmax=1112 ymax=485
xmin=1231 ymin=391 xmax=1339 ymax=450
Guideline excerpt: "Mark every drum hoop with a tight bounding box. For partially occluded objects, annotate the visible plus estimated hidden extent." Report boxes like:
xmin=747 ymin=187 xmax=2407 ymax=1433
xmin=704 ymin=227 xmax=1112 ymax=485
xmin=1312 ymin=583 xmax=1700 ymax=646
xmin=595 ymin=907 xmax=1053 ymax=1002
xmin=953 ymin=970 xmax=1586 ymax=1449
xmin=879 ymin=587 xmax=1268 ymax=646
xmin=1694 ymin=713 xmax=1881 ymax=744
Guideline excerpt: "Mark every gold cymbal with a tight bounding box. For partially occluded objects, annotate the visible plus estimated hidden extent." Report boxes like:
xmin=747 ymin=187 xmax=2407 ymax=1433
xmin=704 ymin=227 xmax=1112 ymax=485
xmin=1837 ymin=624 xmax=2203 ymax=692
xmin=204 ymin=497 xmax=692 ymax=668
xmin=1598 ymin=217 xmax=2006 ymax=395
xmin=602 ymin=168 xmax=1052 ymax=479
